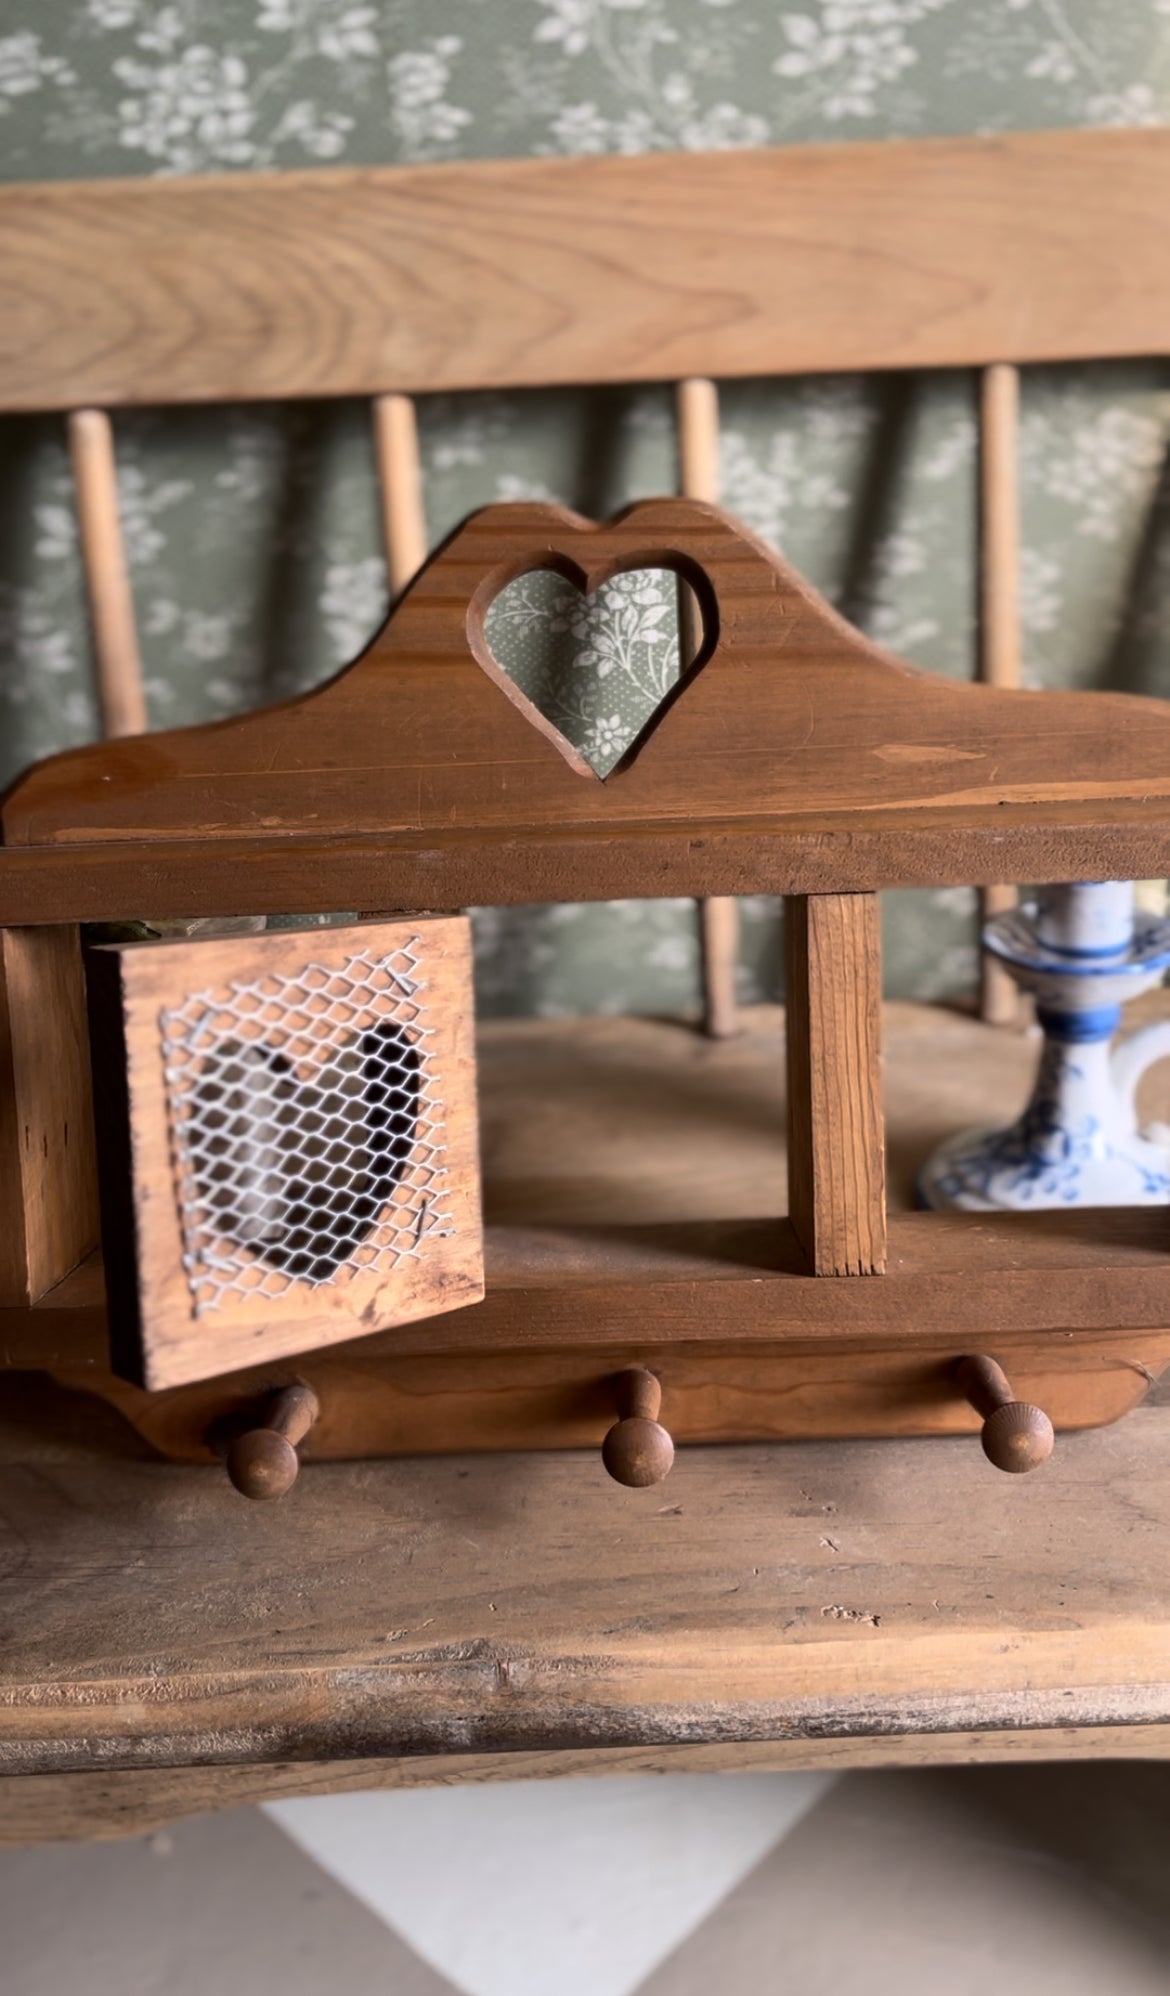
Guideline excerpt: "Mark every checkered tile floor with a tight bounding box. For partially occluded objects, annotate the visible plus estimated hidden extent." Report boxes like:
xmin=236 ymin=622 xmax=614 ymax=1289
xmin=3 ymin=1767 xmax=1169 ymax=1995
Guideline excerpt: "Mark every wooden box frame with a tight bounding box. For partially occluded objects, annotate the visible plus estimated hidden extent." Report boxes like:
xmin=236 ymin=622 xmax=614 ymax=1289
xmin=1 ymin=127 xmax=1170 ymax=1469
xmin=1 ymin=494 xmax=1170 ymax=1460
xmin=85 ymin=917 xmax=483 ymax=1390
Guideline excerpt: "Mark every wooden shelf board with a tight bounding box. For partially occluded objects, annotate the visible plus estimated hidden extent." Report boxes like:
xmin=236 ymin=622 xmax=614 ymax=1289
xmin=13 ymin=1202 xmax=1170 ymax=1374
xmin=6 ymin=1004 xmax=1170 ymax=1370
xmin=6 ymin=804 xmax=1170 ymax=922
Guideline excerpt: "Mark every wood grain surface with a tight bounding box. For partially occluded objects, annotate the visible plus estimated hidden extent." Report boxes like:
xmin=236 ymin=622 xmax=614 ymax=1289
xmin=11 ymin=1724 xmax=1170 ymax=1847
xmin=6 ymin=808 xmax=1170 ymax=924
xmin=0 ymin=926 xmax=98 ymax=1306
xmin=1 ymin=130 xmax=1167 ymax=412
xmin=7 ymin=500 xmax=1170 ymax=922
xmin=0 ymin=1368 xmax=1168 ymax=1806
xmin=785 ymin=895 xmax=886 ymax=1275
xmin=47 ymin=1327 xmax=1168 ymax=1467
xmin=19 ymin=1209 xmax=1170 ymax=1356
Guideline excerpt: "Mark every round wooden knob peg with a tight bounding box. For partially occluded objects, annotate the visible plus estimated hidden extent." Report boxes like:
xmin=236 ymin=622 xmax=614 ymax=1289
xmin=226 ymin=1384 xmax=320 ymax=1500
xmin=957 ymin=1356 xmax=1054 ymax=1474
xmin=602 ymin=1369 xmax=675 ymax=1488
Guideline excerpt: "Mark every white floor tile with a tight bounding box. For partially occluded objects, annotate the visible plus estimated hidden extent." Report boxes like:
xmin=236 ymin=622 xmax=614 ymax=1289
xmin=268 ymin=1770 xmax=834 ymax=1996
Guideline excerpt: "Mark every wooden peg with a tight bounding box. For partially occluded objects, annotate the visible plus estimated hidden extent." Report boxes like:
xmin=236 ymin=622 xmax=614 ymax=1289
xmin=602 ymin=1368 xmax=674 ymax=1488
xmin=226 ymin=1384 xmax=320 ymax=1500
xmin=68 ymin=408 xmax=148 ymax=740
xmin=957 ymin=1355 xmax=1053 ymax=1474
xmin=373 ymin=392 xmax=427 ymax=596
xmin=978 ymin=364 xmax=1022 ymax=1028
xmin=676 ymin=377 xmax=739 ymax=1040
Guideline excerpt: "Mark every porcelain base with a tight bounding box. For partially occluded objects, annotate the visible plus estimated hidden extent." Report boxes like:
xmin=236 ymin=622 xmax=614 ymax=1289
xmin=919 ymin=1119 xmax=1170 ymax=1212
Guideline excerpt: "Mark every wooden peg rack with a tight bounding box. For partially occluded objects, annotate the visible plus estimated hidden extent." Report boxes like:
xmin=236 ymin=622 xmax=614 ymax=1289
xmin=3 ymin=128 xmax=1170 ymax=1494
xmin=2 ymin=495 xmax=1170 ymax=1486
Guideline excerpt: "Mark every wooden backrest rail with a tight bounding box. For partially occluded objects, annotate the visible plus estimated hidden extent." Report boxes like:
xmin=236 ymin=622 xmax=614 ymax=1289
xmin=1 ymin=131 xmax=1166 ymax=412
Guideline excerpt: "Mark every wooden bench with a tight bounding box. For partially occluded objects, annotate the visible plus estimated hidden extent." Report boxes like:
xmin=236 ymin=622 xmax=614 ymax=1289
xmin=1 ymin=128 xmax=1169 ymax=1835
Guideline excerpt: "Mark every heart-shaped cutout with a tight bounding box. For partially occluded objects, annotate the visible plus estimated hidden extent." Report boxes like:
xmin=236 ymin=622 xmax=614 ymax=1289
xmin=187 ymin=1021 xmax=421 ymax=1284
xmin=482 ymin=565 xmax=704 ymax=776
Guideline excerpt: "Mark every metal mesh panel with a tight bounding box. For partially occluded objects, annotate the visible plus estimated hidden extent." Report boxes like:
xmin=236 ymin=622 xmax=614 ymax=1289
xmin=160 ymin=939 xmax=452 ymax=1315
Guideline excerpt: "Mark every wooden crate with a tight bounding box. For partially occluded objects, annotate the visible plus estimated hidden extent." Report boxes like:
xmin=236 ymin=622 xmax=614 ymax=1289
xmin=85 ymin=917 xmax=482 ymax=1389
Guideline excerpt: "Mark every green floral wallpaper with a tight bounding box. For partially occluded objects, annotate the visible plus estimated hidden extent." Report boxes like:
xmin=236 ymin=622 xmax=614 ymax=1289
xmin=2 ymin=3 xmax=1169 ymax=1016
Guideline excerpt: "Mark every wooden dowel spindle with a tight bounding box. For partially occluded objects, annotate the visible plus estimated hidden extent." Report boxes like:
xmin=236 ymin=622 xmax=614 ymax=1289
xmin=602 ymin=1368 xmax=674 ymax=1488
xmin=373 ymin=392 xmax=427 ymax=596
xmin=676 ymin=377 xmax=739 ymax=1039
xmin=227 ymin=1384 xmax=320 ymax=1500
xmin=68 ymin=408 xmax=148 ymax=739
xmin=677 ymin=375 xmax=720 ymax=505
xmin=957 ymin=1355 xmax=1053 ymax=1474
xmin=978 ymin=364 xmax=1022 ymax=1027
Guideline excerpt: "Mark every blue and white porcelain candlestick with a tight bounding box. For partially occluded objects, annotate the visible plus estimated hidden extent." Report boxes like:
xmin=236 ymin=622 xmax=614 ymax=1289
xmin=919 ymin=882 xmax=1170 ymax=1211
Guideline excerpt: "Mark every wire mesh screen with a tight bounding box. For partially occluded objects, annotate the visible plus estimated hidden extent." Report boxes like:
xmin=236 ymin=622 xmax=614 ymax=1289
xmin=160 ymin=939 xmax=453 ymax=1315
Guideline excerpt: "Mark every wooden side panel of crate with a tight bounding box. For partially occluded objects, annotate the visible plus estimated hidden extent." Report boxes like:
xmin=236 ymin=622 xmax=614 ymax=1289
xmin=0 ymin=926 xmax=98 ymax=1305
xmin=86 ymin=917 xmax=483 ymax=1389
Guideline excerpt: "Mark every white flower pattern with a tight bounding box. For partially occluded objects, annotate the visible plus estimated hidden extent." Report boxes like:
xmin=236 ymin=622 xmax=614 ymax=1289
xmin=0 ymin=32 xmax=74 ymax=107
xmin=114 ymin=46 xmax=257 ymax=170
xmin=387 ymin=37 xmax=471 ymax=158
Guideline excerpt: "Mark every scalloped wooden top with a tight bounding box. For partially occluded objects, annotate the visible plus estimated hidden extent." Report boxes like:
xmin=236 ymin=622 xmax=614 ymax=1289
xmin=4 ymin=498 xmax=1170 ymax=917
xmin=9 ymin=497 xmax=1170 ymax=837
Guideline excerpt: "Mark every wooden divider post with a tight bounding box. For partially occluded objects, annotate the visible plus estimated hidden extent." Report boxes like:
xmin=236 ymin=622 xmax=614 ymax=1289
xmin=785 ymin=893 xmax=886 ymax=1276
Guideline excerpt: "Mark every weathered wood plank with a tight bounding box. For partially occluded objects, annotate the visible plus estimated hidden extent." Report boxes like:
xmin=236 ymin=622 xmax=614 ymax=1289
xmin=9 ymin=1724 xmax=1170 ymax=1846
xmin=0 ymin=1009 xmax=1166 ymax=1826
xmin=0 ymin=1374 xmax=1167 ymax=1785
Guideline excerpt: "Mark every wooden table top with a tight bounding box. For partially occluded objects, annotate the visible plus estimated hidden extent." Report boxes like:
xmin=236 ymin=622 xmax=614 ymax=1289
xmin=3 ymin=1002 xmax=1169 ymax=1844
